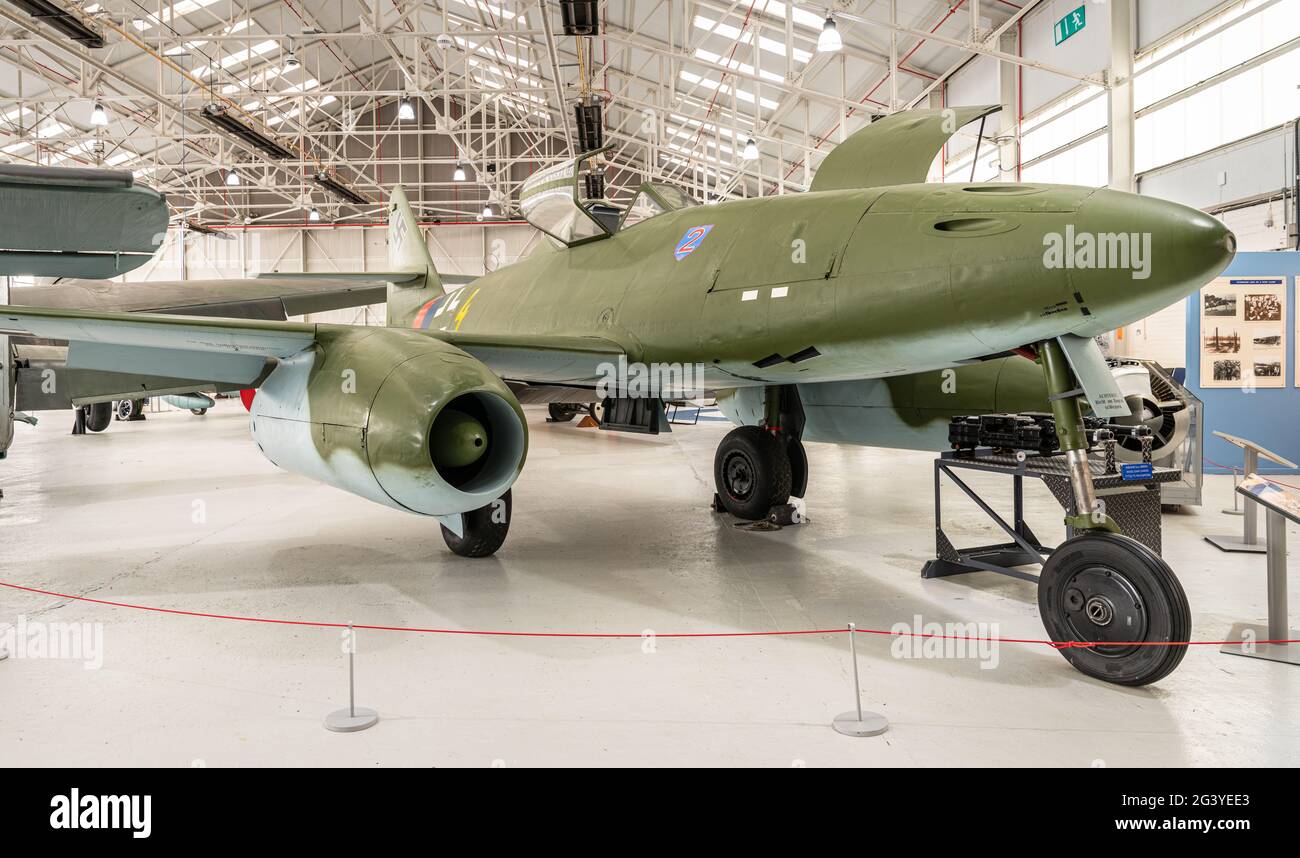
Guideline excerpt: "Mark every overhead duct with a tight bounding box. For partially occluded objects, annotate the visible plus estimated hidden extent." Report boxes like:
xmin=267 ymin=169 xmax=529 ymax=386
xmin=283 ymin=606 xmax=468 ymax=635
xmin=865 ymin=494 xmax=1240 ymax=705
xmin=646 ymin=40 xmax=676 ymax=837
xmin=5 ymin=0 xmax=104 ymax=48
xmin=573 ymin=100 xmax=603 ymax=151
xmin=313 ymin=171 xmax=368 ymax=206
xmin=557 ymin=0 xmax=599 ymax=36
xmin=199 ymin=103 xmax=296 ymax=160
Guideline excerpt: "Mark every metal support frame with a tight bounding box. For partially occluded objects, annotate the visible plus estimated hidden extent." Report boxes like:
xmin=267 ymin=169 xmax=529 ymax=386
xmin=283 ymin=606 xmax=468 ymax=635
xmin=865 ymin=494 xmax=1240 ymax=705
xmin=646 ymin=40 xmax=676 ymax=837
xmin=924 ymin=458 xmax=1048 ymax=583
xmin=923 ymin=450 xmax=1177 ymax=582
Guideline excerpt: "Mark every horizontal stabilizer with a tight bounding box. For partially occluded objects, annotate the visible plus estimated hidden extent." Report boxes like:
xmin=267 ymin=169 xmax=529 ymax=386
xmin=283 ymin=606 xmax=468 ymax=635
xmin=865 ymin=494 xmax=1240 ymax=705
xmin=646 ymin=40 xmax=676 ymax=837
xmin=256 ymin=271 xmax=425 ymax=285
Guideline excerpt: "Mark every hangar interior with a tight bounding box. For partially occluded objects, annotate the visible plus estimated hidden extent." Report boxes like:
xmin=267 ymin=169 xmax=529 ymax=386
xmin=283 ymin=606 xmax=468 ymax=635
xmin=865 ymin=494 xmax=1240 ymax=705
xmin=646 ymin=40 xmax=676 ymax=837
xmin=1 ymin=0 xmax=1299 ymax=767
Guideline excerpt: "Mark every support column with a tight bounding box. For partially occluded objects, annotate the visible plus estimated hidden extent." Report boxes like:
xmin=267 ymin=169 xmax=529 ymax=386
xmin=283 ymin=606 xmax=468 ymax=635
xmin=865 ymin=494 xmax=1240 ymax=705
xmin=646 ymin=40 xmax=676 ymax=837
xmin=1108 ymin=0 xmax=1136 ymax=192
xmin=0 ymin=276 xmax=12 ymax=460
xmin=998 ymin=30 xmax=1021 ymax=183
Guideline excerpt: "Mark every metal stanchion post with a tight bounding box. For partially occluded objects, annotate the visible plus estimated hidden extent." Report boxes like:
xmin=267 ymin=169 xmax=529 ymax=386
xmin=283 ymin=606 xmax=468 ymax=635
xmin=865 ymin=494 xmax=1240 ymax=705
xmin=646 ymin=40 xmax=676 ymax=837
xmin=326 ymin=622 xmax=379 ymax=733
xmin=1223 ymin=467 xmax=1244 ymax=516
xmin=1207 ymin=448 xmax=1268 ymax=553
xmin=833 ymin=623 xmax=889 ymax=737
xmin=1242 ymin=448 xmax=1260 ymax=546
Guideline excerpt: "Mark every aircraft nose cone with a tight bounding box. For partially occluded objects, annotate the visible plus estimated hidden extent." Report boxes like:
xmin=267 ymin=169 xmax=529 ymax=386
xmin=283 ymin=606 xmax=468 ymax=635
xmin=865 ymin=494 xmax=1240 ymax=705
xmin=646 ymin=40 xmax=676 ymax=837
xmin=1065 ymin=190 xmax=1236 ymax=329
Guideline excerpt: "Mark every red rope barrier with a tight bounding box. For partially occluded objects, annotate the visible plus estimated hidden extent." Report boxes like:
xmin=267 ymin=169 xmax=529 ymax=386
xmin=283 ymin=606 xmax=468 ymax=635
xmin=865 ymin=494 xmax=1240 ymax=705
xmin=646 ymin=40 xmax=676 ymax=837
xmin=3 ymin=581 xmax=1297 ymax=648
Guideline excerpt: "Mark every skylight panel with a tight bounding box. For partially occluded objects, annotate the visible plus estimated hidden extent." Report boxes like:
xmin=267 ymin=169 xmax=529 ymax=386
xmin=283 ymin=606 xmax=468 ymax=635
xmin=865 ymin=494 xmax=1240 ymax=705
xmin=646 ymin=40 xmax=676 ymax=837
xmin=694 ymin=48 xmax=784 ymax=83
xmin=678 ymin=71 xmax=779 ymax=109
xmin=693 ymin=15 xmax=813 ymax=63
xmin=450 ymin=0 xmax=518 ymax=21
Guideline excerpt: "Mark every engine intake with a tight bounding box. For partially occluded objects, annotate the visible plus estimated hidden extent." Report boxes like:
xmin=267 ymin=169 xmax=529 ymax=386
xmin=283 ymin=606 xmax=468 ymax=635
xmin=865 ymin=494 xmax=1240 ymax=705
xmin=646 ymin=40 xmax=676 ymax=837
xmin=250 ymin=327 xmax=527 ymax=517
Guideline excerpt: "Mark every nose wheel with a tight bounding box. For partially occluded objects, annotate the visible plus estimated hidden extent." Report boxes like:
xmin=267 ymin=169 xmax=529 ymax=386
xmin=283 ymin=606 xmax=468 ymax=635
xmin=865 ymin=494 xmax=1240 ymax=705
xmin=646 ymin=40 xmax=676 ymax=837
xmin=1038 ymin=532 xmax=1190 ymax=686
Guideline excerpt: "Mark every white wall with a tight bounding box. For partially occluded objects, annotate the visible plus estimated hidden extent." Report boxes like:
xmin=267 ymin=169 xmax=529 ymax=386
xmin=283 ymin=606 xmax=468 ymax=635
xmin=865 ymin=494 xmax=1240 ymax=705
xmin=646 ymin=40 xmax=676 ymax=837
xmin=1137 ymin=0 xmax=1229 ymax=49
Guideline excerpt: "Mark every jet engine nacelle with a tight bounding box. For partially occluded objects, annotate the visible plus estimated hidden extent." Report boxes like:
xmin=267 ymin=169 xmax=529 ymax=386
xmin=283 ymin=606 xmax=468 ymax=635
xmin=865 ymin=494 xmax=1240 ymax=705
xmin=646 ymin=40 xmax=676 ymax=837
xmin=250 ymin=327 xmax=527 ymax=517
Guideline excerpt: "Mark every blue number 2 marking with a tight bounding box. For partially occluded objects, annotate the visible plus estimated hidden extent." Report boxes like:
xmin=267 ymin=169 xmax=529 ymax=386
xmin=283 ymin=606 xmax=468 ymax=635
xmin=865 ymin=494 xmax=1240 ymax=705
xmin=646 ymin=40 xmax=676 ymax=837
xmin=674 ymin=224 xmax=714 ymax=261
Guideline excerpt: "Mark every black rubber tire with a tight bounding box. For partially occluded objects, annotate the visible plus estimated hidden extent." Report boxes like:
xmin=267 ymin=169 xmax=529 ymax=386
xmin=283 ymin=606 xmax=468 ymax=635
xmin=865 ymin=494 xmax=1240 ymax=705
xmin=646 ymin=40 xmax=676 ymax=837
xmin=548 ymin=403 xmax=577 ymax=422
xmin=587 ymin=402 xmax=604 ymax=423
xmin=115 ymin=399 xmax=133 ymax=421
xmin=83 ymin=402 xmax=112 ymax=433
xmin=191 ymin=408 xmax=208 ymax=416
xmin=440 ymin=490 xmax=511 ymax=558
xmin=713 ymin=426 xmax=792 ymax=520
xmin=787 ymin=437 xmax=808 ymax=498
xmin=1038 ymin=531 xmax=1190 ymax=686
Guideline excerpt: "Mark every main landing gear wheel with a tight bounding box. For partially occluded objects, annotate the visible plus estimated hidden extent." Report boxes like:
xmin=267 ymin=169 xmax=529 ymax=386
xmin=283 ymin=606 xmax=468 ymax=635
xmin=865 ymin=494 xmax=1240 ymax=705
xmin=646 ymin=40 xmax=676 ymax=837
xmin=713 ymin=426 xmax=792 ymax=521
xmin=547 ymin=403 xmax=578 ymax=422
xmin=440 ymin=489 xmax=512 ymax=558
xmin=82 ymin=402 xmax=112 ymax=433
xmin=1038 ymin=532 xmax=1190 ymax=686
xmin=787 ymin=437 xmax=808 ymax=499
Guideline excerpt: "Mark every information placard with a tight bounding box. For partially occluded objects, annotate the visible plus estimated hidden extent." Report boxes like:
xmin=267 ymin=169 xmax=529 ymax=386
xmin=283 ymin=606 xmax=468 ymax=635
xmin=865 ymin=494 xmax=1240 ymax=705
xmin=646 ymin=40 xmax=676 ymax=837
xmin=1199 ymin=276 xmax=1287 ymax=389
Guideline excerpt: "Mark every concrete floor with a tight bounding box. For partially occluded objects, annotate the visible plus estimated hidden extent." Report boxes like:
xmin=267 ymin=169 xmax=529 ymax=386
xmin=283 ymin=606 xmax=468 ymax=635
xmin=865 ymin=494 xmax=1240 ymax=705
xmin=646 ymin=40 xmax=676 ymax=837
xmin=0 ymin=404 xmax=1297 ymax=767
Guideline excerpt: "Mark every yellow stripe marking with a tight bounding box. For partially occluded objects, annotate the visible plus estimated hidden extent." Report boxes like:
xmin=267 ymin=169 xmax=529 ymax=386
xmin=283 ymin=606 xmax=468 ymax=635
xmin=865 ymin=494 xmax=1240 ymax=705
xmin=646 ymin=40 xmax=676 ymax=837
xmin=453 ymin=288 xmax=481 ymax=331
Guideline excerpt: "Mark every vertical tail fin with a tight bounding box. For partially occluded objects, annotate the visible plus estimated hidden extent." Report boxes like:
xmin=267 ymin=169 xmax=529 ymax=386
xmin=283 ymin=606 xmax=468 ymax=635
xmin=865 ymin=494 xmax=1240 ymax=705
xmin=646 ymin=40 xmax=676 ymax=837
xmin=386 ymin=186 xmax=446 ymax=328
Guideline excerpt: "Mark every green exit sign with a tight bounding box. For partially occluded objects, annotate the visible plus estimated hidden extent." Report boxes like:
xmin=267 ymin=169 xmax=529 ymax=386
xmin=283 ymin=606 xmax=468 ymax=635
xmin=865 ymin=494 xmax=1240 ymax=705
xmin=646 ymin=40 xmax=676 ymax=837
xmin=1054 ymin=5 xmax=1086 ymax=45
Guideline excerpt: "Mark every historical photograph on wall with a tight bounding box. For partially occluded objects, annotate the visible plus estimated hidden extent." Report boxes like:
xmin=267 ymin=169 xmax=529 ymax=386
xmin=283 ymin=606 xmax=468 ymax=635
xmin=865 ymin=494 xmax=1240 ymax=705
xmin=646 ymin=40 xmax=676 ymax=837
xmin=1199 ymin=276 xmax=1288 ymax=389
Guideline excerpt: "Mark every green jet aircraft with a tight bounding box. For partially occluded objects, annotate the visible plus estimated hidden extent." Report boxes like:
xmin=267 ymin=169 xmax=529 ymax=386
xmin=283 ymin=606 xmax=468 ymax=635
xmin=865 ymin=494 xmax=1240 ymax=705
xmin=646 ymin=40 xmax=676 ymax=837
xmin=0 ymin=108 xmax=1235 ymax=685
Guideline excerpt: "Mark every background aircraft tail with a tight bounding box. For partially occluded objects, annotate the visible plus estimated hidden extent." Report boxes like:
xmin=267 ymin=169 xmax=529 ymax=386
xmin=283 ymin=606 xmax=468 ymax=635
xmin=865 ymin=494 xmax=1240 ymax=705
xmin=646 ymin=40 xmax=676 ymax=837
xmin=386 ymin=186 xmax=447 ymax=328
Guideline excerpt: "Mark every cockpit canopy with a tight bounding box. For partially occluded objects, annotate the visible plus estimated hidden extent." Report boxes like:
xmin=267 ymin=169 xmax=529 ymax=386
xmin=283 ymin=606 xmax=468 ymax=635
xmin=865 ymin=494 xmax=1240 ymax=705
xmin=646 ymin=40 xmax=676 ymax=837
xmin=519 ymin=148 xmax=696 ymax=246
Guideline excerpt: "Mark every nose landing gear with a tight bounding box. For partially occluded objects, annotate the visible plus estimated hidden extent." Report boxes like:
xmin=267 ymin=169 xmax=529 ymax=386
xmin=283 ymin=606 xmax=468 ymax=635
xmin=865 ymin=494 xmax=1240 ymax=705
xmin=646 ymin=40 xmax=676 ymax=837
xmin=1038 ymin=532 xmax=1190 ymax=685
xmin=1033 ymin=340 xmax=1191 ymax=685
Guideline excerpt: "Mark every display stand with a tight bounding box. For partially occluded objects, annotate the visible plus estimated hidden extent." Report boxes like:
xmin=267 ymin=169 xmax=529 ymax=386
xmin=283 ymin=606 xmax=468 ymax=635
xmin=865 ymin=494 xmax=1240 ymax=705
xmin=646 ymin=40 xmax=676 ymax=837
xmin=1205 ymin=432 xmax=1298 ymax=554
xmin=923 ymin=449 xmax=1179 ymax=581
xmin=1221 ymin=476 xmax=1300 ymax=667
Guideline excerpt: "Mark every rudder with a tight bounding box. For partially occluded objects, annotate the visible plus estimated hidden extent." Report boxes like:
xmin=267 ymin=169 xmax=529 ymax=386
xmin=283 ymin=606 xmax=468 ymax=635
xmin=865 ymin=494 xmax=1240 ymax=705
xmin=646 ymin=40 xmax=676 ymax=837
xmin=386 ymin=186 xmax=446 ymax=328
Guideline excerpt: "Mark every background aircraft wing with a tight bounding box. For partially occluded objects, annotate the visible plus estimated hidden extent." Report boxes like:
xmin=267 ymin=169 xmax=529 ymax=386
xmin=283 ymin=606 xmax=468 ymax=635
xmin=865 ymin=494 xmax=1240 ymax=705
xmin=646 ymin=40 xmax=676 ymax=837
xmin=0 ymin=164 xmax=169 ymax=279
xmin=809 ymin=104 xmax=1000 ymax=193
xmin=0 ymin=306 xmax=313 ymax=389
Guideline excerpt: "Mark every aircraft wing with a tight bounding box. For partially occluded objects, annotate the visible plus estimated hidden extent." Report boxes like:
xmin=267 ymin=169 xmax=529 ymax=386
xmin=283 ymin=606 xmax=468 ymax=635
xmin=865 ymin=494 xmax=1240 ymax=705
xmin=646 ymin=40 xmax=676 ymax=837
xmin=809 ymin=105 xmax=1000 ymax=193
xmin=0 ymin=306 xmax=313 ymax=388
xmin=0 ymin=165 xmax=169 ymax=279
xmin=14 ymin=273 xmax=480 ymax=322
xmin=433 ymin=330 xmax=626 ymax=386
xmin=16 ymin=276 xmax=386 ymax=322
